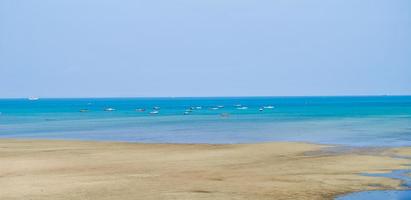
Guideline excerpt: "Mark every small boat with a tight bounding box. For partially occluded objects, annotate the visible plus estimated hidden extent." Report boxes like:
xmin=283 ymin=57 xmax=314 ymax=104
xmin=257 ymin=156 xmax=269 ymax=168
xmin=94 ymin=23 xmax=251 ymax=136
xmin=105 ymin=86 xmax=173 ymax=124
xmin=237 ymin=106 xmax=248 ymax=110
xmin=195 ymin=106 xmax=202 ymax=110
xmin=79 ymin=109 xmax=89 ymax=112
xmin=263 ymin=106 xmax=274 ymax=109
xmin=234 ymin=104 xmax=242 ymax=107
xmin=149 ymin=110 xmax=159 ymax=115
xmin=28 ymin=97 xmax=39 ymax=101
xmin=183 ymin=111 xmax=190 ymax=115
xmin=259 ymin=108 xmax=264 ymax=111
xmin=210 ymin=107 xmax=219 ymax=110
xmin=220 ymin=113 xmax=230 ymax=118
xmin=185 ymin=109 xmax=193 ymax=112
xmin=217 ymin=105 xmax=224 ymax=108
xmin=153 ymin=106 xmax=160 ymax=110
xmin=104 ymin=108 xmax=115 ymax=111
xmin=136 ymin=108 xmax=146 ymax=112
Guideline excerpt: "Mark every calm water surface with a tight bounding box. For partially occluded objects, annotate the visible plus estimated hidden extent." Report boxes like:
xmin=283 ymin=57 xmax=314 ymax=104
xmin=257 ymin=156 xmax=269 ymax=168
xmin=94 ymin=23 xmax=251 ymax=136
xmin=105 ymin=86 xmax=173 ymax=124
xmin=0 ymin=96 xmax=411 ymax=146
xmin=336 ymin=169 xmax=411 ymax=200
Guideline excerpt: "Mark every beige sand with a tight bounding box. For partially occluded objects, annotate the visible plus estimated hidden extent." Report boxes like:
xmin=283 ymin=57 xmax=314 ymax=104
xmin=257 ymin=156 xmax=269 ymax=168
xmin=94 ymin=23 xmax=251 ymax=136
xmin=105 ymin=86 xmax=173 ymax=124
xmin=1 ymin=140 xmax=410 ymax=200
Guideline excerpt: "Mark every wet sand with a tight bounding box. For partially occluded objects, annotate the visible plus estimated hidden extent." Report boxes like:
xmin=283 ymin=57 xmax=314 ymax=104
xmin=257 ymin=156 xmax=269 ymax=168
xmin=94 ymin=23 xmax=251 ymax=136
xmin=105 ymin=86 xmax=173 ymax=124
xmin=1 ymin=139 xmax=410 ymax=200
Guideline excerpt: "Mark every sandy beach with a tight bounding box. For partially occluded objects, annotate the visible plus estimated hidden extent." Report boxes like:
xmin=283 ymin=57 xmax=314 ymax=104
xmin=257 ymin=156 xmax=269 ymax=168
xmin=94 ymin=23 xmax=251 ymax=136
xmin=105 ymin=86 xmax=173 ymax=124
xmin=0 ymin=140 xmax=410 ymax=200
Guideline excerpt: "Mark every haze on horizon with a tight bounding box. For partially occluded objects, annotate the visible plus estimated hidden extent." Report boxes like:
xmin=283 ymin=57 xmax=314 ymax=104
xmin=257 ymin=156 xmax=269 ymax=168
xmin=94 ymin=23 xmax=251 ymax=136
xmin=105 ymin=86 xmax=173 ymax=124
xmin=0 ymin=0 xmax=410 ymax=98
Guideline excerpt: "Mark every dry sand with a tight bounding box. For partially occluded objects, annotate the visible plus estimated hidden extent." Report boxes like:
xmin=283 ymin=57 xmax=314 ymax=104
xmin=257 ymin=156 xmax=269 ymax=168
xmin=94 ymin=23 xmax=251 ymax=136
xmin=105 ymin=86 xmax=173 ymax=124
xmin=1 ymin=139 xmax=410 ymax=200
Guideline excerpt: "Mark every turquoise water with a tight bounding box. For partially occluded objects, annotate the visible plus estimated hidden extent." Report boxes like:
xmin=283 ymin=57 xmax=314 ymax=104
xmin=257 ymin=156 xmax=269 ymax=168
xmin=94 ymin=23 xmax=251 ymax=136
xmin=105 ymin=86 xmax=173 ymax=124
xmin=1 ymin=96 xmax=411 ymax=146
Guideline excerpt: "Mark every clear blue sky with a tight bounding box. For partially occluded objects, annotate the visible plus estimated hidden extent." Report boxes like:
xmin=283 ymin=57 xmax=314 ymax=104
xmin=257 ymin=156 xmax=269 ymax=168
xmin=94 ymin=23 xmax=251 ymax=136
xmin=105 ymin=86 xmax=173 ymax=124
xmin=0 ymin=0 xmax=410 ymax=98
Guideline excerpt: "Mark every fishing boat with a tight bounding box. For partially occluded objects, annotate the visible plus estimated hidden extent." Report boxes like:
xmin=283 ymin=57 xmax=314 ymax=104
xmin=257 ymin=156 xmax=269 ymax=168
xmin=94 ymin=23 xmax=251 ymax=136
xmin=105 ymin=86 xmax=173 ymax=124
xmin=28 ymin=97 xmax=39 ymax=101
xmin=263 ymin=106 xmax=274 ymax=109
xmin=136 ymin=108 xmax=146 ymax=112
xmin=220 ymin=113 xmax=230 ymax=118
xmin=104 ymin=108 xmax=116 ymax=111
xmin=149 ymin=110 xmax=159 ymax=115
xmin=237 ymin=106 xmax=248 ymax=110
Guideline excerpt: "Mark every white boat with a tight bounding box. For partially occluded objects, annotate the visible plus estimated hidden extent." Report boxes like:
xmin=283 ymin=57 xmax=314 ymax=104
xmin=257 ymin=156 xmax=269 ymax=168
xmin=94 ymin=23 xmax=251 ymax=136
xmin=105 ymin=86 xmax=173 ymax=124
xmin=136 ymin=108 xmax=146 ymax=112
xmin=237 ymin=106 xmax=248 ymax=110
xmin=210 ymin=107 xmax=219 ymax=110
xmin=259 ymin=108 xmax=264 ymax=111
xmin=149 ymin=110 xmax=159 ymax=115
xmin=28 ymin=97 xmax=39 ymax=101
xmin=263 ymin=106 xmax=274 ymax=109
xmin=153 ymin=106 xmax=160 ymax=110
xmin=183 ymin=111 xmax=190 ymax=115
xmin=234 ymin=104 xmax=242 ymax=107
xmin=217 ymin=105 xmax=224 ymax=108
xmin=104 ymin=108 xmax=115 ymax=111
xmin=195 ymin=106 xmax=202 ymax=110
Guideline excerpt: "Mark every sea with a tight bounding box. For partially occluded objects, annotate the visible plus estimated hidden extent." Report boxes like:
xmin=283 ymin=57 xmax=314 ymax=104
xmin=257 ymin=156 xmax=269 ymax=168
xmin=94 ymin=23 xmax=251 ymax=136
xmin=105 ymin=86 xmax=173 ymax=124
xmin=0 ymin=96 xmax=410 ymax=147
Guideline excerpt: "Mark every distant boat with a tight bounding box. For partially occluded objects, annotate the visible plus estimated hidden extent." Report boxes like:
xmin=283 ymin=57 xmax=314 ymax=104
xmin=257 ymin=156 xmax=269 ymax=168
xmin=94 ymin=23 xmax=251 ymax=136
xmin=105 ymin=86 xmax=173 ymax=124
xmin=210 ymin=107 xmax=219 ymax=110
xmin=259 ymin=108 xmax=264 ymax=111
xmin=195 ymin=106 xmax=202 ymax=110
xmin=28 ymin=97 xmax=39 ymax=101
xmin=234 ymin=104 xmax=242 ymax=107
xmin=217 ymin=105 xmax=224 ymax=108
xmin=184 ymin=111 xmax=190 ymax=115
xmin=104 ymin=108 xmax=115 ymax=111
xmin=263 ymin=106 xmax=274 ymax=109
xmin=237 ymin=106 xmax=248 ymax=110
xmin=149 ymin=110 xmax=159 ymax=115
xmin=79 ymin=109 xmax=89 ymax=112
xmin=136 ymin=108 xmax=146 ymax=112
xmin=220 ymin=113 xmax=230 ymax=118
xmin=153 ymin=106 xmax=160 ymax=110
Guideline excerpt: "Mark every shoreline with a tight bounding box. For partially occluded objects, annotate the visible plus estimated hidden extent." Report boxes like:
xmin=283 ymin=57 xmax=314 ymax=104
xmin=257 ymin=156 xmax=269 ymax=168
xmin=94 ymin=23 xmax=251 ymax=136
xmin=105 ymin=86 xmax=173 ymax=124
xmin=1 ymin=139 xmax=410 ymax=200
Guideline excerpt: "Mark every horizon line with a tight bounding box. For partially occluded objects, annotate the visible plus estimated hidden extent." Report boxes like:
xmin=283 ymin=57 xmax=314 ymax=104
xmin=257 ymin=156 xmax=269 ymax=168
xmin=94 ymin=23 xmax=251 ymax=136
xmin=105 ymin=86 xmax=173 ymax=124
xmin=1 ymin=94 xmax=411 ymax=100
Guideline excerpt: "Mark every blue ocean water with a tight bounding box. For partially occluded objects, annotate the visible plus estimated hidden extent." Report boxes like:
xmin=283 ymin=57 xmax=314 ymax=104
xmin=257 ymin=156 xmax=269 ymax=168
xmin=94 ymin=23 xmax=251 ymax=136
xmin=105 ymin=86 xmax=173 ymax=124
xmin=0 ymin=96 xmax=410 ymax=146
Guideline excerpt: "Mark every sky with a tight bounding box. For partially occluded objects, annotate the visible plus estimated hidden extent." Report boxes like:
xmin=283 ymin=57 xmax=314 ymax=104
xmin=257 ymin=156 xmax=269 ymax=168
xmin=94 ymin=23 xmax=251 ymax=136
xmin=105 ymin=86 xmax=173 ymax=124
xmin=0 ymin=0 xmax=410 ymax=98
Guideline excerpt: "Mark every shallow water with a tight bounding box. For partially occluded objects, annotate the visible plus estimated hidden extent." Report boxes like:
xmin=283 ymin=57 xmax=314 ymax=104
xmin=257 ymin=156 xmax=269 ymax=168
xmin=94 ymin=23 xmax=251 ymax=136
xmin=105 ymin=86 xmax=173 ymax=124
xmin=336 ymin=169 xmax=411 ymax=200
xmin=0 ymin=96 xmax=411 ymax=146
xmin=337 ymin=190 xmax=411 ymax=200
